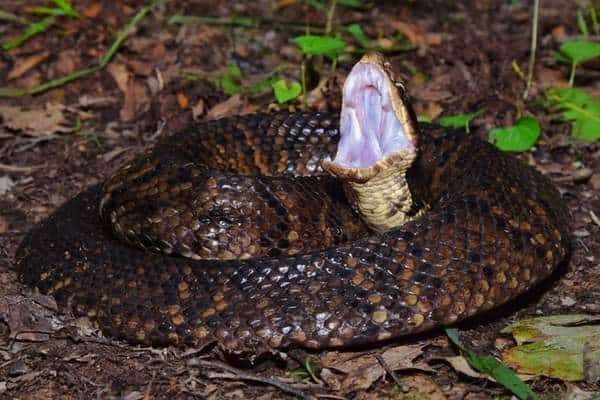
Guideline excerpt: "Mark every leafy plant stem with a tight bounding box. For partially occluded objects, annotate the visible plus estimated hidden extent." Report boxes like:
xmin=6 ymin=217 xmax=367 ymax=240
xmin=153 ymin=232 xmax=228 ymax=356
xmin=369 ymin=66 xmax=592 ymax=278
xmin=569 ymin=61 xmax=577 ymax=87
xmin=325 ymin=0 xmax=337 ymax=36
xmin=301 ymin=59 xmax=308 ymax=109
xmin=524 ymin=0 xmax=539 ymax=99
xmin=0 ymin=0 xmax=162 ymax=97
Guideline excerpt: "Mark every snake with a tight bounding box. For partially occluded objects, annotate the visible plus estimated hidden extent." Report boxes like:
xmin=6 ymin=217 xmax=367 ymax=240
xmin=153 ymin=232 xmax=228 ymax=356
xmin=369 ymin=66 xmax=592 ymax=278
xmin=16 ymin=52 xmax=570 ymax=352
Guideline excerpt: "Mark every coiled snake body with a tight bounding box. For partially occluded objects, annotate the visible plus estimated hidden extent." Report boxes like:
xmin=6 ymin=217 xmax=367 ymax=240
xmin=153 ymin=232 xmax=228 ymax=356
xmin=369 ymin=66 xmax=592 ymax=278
xmin=16 ymin=53 xmax=569 ymax=352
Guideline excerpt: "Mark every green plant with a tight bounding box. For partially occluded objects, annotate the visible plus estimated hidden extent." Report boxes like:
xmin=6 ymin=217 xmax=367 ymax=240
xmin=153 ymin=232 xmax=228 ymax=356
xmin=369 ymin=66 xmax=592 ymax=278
xmin=438 ymin=110 xmax=483 ymax=133
xmin=446 ymin=328 xmax=538 ymax=400
xmin=556 ymin=40 xmax=600 ymax=86
xmin=546 ymin=87 xmax=600 ymax=141
xmin=288 ymin=358 xmax=319 ymax=384
xmin=576 ymin=4 xmax=599 ymax=35
xmin=272 ymin=79 xmax=302 ymax=103
xmin=302 ymin=0 xmax=370 ymax=11
xmin=488 ymin=116 xmax=540 ymax=152
xmin=2 ymin=0 xmax=79 ymax=50
xmin=214 ymin=64 xmax=243 ymax=95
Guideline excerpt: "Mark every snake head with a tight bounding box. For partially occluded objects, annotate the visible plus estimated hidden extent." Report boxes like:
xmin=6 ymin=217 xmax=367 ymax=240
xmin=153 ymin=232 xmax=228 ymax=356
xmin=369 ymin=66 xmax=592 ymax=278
xmin=323 ymin=52 xmax=421 ymax=233
xmin=323 ymin=51 xmax=418 ymax=182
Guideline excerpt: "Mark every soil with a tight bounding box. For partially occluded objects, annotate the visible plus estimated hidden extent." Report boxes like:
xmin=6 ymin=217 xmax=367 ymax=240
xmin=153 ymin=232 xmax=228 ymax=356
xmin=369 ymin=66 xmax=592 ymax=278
xmin=0 ymin=0 xmax=599 ymax=398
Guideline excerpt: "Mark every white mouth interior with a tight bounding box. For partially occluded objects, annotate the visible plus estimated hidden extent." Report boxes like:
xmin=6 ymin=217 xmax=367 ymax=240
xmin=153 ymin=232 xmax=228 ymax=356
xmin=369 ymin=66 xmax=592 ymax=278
xmin=332 ymin=62 xmax=413 ymax=169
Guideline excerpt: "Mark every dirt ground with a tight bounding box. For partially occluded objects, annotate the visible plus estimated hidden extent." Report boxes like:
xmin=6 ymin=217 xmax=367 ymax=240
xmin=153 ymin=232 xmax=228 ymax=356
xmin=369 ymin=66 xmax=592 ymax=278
xmin=0 ymin=0 xmax=599 ymax=398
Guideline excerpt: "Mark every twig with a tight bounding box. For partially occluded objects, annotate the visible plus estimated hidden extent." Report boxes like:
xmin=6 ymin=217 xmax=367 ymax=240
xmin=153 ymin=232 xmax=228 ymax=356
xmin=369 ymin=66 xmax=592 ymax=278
xmin=0 ymin=0 xmax=162 ymax=97
xmin=167 ymin=14 xmax=327 ymax=34
xmin=0 ymin=163 xmax=45 ymax=173
xmin=375 ymin=354 xmax=407 ymax=392
xmin=523 ymin=0 xmax=539 ymax=100
xmin=0 ymin=9 xmax=30 ymax=25
xmin=198 ymin=360 xmax=315 ymax=399
xmin=590 ymin=210 xmax=600 ymax=227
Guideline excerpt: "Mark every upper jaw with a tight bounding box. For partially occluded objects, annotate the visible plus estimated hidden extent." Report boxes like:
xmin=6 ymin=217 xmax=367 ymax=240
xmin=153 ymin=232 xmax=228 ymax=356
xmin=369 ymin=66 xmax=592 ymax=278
xmin=323 ymin=52 xmax=417 ymax=180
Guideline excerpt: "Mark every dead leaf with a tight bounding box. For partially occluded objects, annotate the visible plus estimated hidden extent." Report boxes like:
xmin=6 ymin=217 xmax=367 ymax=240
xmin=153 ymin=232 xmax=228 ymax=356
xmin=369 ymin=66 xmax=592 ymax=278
xmin=0 ymin=103 xmax=72 ymax=136
xmin=83 ymin=2 xmax=103 ymax=18
xmin=206 ymin=95 xmax=250 ymax=119
xmin=399 ymin=374 xmax=447 ymax=400
xmin=0 ymin=176 xmax=15 ymax=195
xmin=320 ymin=344 xmax=431 ymax=392
xmin=0 ymin=294 xmax=61 ymax=342
xmin=107 ymin=63 xmax=149 ymax=122
xmin=443 ymin=356 xmax=496 ymax=381
xmin=54 ymin=49 xmax=78 ymax=76
xmin=8 ymin=51 xmax=49 ymax=80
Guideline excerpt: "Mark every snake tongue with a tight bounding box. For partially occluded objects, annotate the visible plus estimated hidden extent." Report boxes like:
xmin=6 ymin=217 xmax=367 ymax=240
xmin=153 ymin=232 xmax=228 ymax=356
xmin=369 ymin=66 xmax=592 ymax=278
xmin=323 ymin=52 xmax=417 ymax=180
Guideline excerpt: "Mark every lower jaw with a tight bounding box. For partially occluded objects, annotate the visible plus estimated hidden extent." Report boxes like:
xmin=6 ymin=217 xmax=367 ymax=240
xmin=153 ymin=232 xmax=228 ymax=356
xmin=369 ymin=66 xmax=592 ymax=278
xmin=323 ymin=149 xmax=421 ymax=233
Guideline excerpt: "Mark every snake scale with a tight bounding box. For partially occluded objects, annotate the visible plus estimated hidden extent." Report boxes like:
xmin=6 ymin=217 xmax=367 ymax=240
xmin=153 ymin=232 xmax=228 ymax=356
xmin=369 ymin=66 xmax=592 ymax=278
xmin=16 ymin=53 xmax=570 ymax=353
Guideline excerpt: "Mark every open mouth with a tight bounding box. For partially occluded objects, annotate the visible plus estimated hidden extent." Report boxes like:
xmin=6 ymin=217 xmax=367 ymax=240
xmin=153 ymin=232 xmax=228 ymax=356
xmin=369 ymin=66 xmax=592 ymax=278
xmin=330 ymin=55 xmax=415 ymax=170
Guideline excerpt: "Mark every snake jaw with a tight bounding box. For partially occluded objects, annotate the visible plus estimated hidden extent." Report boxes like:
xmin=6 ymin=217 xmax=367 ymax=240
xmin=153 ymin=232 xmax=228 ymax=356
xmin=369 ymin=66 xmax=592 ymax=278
xmin=323 ymin=51 xmax=418 ymax=182
xmin=323 ymin=52 xmax=421 ymax=232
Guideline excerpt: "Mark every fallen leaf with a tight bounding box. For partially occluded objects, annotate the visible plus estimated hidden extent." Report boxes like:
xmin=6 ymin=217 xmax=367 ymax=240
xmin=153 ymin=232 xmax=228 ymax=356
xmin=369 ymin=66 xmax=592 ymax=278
xmin=107 ymin=63 xmax=149 ymax=121
xmin=0 ymin=176 xmax=15 ymax=195
xmin=390 ymin=21 xmax=425 ymax=45
xmin=502 ymin=314 xmax=600 ymax=382
xmin=83 ymin=2 xmax=103 ymax=18
xmin=206 ymin=95 xmax=250 ymax=119
xmin=0 ymin=103 xmax=72 ymax=136
xmin=7 ymin=51 xmax=49 ymax=80
xmin=54 ymin=49 xmax=78 ymax=76
xmin=320 ymin=344 xmax=431 ymax=392
xmin=0 ymin=294 xmax=60 ymax=342
xmin=399 ymin=374 xmax=447 ymax=400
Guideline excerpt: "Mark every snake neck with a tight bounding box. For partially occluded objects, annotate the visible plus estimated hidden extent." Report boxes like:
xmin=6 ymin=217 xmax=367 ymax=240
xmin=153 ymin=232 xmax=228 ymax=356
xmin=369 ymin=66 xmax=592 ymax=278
xmin=340 ymin=149 xmax=423 ymax=234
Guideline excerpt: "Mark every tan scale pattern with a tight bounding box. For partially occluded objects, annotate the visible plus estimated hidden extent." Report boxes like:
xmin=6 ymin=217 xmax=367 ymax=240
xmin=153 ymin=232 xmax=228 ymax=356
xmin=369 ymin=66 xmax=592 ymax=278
xmin=16 ymin=112 xmax=570 ymax=352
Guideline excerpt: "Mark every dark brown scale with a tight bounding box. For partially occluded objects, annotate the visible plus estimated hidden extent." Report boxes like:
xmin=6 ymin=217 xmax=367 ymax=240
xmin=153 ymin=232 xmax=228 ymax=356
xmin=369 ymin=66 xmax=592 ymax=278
xmin=16 ymin=112 xmax=570 ymax=352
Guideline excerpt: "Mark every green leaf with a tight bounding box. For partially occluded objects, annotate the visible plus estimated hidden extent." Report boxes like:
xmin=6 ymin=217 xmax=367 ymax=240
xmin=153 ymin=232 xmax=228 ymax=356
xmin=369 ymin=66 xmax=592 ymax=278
xmin=577 ymin=10 xmax=589 ymax=35
xmin=217 ymin=64 xmax=242 ymax=95
xmin=446 ymin=328 xmax=539 ymax=400
xmin=302 ymin=0 xmax=326 ymax=10
xmin=2 ymin=16 xmax=55 ymax=50
xmin=293 ymin=35 xmax=346 ymax=60
xmin=51 ymin=0 xmax=79 ymax=17
xmin=546 ymin=87 xmax=600 ymax=141
xmin=271 ymin=79 xmax=302 ymax=103
xmin=438 ymin=110 xmax=482 ymax=133
xmin=488 ymin=116 xmax=540 ymax=152
xmin=501 ymin=315 xmax=600 ymax=381
xmin=417 ymin=115 xmax=432 ymax=123
xmin=338 ymin=0 xmax=370 ymax=9
xmin=345 ymin=23 xmax=370 ymax=48
xmin=559 ymin=40 xmax=600 ymax=64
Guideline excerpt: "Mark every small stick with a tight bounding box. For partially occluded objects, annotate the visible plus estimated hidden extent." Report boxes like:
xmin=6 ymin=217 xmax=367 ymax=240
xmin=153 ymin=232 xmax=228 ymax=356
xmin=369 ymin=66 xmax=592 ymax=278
xmin=199 ymin=360 xmax=316 ymax=399
xmin=0 ymin=163 xmax=45 ymax=173
xmin=375 ymin=354 xmax=407 ymax=392
xmin=523 ymin=0 xmax=540 ymax=100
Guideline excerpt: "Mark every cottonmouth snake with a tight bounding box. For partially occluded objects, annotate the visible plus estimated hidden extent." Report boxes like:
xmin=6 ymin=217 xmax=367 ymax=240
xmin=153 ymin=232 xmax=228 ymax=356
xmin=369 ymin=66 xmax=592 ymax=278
xmin=16 ymin=53 xmax=570 ymax=352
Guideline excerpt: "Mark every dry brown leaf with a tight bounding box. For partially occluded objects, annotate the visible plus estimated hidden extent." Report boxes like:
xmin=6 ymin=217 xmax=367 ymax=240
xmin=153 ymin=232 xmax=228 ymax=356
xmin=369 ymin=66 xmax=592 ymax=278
xmin=0 ymin=103 xmax=72 ymax=136
xmin=7 ymin=51 xmax=50 ymax=80
xmin=320 ymin=344 xmax=431 ymax=392
xmin=54 ymin=50 xmax=78 ymax=76
xmin=400 ymin=374 xmax=447 ymax=400
xmin=206 ymin=95 xmax=252 ymax=119
xmin=107 ymin=63 xmax=149 ymax=121
xmin=83 ymin=2 xmax=103 ymax=18
xmin=0 ymin=294 xmax=61 ymax=342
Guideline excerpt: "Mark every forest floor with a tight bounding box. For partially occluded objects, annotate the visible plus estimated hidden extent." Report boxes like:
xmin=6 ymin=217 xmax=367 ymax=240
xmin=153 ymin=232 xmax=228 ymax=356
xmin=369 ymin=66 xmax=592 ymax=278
xmin=0 ymin=0 xmax=599 ymax=399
